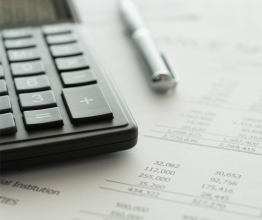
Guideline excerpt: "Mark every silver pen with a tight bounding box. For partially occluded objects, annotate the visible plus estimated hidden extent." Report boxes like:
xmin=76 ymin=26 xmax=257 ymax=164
xmin=118 ymin=0 xmax=178 ymax=92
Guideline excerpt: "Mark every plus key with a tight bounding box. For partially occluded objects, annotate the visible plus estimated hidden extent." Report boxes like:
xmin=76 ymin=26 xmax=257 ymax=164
xmin=80 ymin=97 xmax=93 ymax=104
xmin=62 ymin=85 xmax=113 ymax=124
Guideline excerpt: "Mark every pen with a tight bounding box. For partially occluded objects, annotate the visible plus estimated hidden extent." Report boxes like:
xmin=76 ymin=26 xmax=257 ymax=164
xmin=118 ymin=0 xmax=178 ymax=92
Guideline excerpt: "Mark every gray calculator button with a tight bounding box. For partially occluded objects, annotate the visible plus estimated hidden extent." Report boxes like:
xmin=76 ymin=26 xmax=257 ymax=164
xmin=0 ymin=80 xmax=8 ymax=96
xmin=11 ymin=61 xmax=45 ymax=77
xmin=0 ymin=113 xmax=17 ymax=135
xmin=46 ymin=34 xmax=77 ymax=45
xmin=4 ymin=38 xmax=36 ymax=49
xmin=19 ymin=90 xmax=57 ymax=111
xmin=2 ymin=28 xmax=32 ymax=39
xmin=42 ymin=23 xmax=72 ymax=35
xmin=0 ymin=96 xmax=12 ymax=114
xmin=23 ymin=107 xmax=63 ymax=130
xmin=0 ymin=65 xmax=4 ymax=79
xmin=50 ymin=43 xmax=82 ymax=57
xmin=62 ymin=85 xmax=113 ymax=124
xmin=8 ymin=48 xmax=39 ymax=62
xmin=14 ymin=75 xmax=51 ymax=94
xmin=61 ymin=69 xmax=96 ymax=87
xmin=55 ymin=56 xmax=89 ymax=72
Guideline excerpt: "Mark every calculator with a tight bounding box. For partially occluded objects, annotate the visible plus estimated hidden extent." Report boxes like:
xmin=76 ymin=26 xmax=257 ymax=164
xmin=0 ymin=0 xmax=138 ymax=170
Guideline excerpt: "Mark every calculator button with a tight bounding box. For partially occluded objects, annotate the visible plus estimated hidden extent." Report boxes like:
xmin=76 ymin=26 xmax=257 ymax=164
xmin=42 ymin=23 xmax=72 ymax=35
xmin=0 ymin=80 xmax=8 ymax=96
xmin=50 ymin=43 xmax=82 ymax=58
xmin=62 ymin=85 xmax=113 ymax=124
xmin=8 ymin=48 xmax=40 ymax=62
xmin=23 ymin=107 xmax=63 ymax=130
xmin=11 ymin=61 xmax=45 ymax=77
xmin=46 ymin=34 xmax=77 ymax=45
xmin=19 ymin=90 xmax=57 ymax=111
xmin=2 ymin=28 xmax=33 ymax=39
xmin=0 ymin=96 xmax=12 ymax=114
xmin=0 ymin=113 xmax=17 ymax=135
xmin=55 ymin=56 xmax=89 ymax=72
xmin=4 ymin=38 xmax=36 ymax=49
xmin=14 ymin=75 xmax=51 ymax=94
xmin=0 ymin=65 xmax=4 ymax=79
xmin=61 ymin=69 xmax=96 ymax=87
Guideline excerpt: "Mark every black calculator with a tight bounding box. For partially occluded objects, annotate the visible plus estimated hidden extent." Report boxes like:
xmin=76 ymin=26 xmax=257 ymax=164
xmin=0 ymin=0 xmax=138 ymax=170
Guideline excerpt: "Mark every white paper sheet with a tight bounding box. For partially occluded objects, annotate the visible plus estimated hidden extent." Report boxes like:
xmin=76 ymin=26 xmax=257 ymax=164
xmin=1 ymin=0 xmax=262 ymax=219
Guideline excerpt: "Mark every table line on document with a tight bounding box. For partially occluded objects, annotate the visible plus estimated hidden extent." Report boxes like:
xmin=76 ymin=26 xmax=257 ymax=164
xmin=100 ymin=187 xmax=260 ymax=219
xmin=174 ymin=99 xmax=261 ymax=113
xmin=177 ymin=100 xmax=250 ymax=109
xmin=79 ymin=210 xmax=111 ymax=219
xmin=176 ymin=98 xmax=254 ymax=107
xmin=144 ymin=135 xmax=262 ymax=156
xmin=78 ymin=210 xmax=143 ymax=220
xmin=154 ymin=124 xmax=262 ymax=143
xmin=149 ymin=130 xmax=262 ymax=149
xmin=105 ymin=180 xmax=262 ymax=210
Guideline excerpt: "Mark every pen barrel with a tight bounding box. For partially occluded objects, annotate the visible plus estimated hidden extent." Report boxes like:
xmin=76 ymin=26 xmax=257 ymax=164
xmin=132 ymin=29 xmax=173 ymax=92
xmin=132 ymin=29 xmax=169 ymax=75
xmin=118 ymin=0 xmax=146 ymax=32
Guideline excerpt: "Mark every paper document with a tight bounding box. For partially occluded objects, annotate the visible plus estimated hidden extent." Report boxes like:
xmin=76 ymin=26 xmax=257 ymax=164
xmin=1 ymin=0 xmax=262 ymax=219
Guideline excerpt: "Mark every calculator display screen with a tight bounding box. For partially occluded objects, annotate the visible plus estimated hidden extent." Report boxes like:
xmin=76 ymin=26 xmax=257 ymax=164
xmin=0 ymin=0 xmax=71 ymax=26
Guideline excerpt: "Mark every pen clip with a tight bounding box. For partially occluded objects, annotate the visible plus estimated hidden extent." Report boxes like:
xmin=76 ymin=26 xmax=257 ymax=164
xmin=161 ymin=53 xmax=179 ymax=90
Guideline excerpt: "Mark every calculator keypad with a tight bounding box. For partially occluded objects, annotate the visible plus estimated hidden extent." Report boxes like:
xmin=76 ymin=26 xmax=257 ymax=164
xmin=42 ymin=24 xmax=72 ymax=35
xmin=61 ymin=69 xmax=96 ymax=87
xmin=8 ymin=48 xmax=40 ymax=62
xmin=11 ymin=61 xmax=45 ymax=77
xmin=50 ymin=43 xmax=82 ymax=57
xmin=55 ymin=55 xmax=89 ymax=71
xmin=1 ymin=23 xmax=114 ymax=134
xmin=0 ymin=113 xmax=17 ymax=134
xmin=0 ymin=65 xmax=4 ymax=79
xmin=46 ymin=34 xmax=77 ymax=45
xmin=19 ymin=90 xmax=57 ymax=111
xmin=4 ymin=38 xmax=36 ymax=49
xmin=14 ymin=75 xmax=51 ymax=93
xmin=0 ymin=79 xmax=8 ymax=95
xmin=62 ymin=85 xmax=113 ymax=124
xmin=0 ymin=96 xmax=12 ymax=113
xmin=2 ymin=27 xmax=33 ymax=39
xmin=23 ymin=107 xmax=63 ymax=130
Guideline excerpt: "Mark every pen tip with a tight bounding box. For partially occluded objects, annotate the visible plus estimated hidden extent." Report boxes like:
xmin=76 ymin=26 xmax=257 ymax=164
xmin=151 ymin=73 xmax=174 ymax=92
